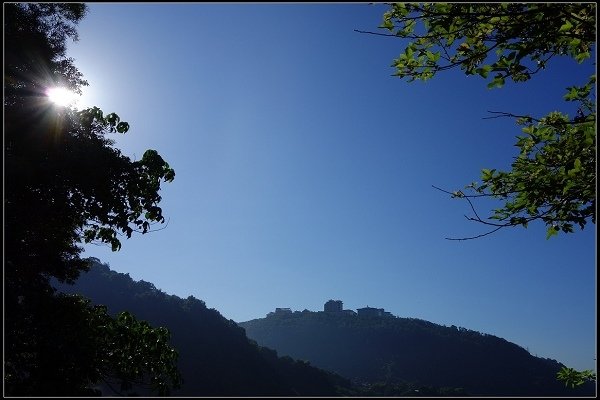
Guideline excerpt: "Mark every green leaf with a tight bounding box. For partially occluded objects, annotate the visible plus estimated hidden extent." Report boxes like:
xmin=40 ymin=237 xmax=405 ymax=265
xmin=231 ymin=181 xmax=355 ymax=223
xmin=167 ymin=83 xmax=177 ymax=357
xmin=426 ymin=51 xmax=440 ymax=62
xmin=381 ymin=18 xmax=394 ymax=31
xmin=564 ymin=87 xmax=579 ymax=101
xmin=569 ymin=38 xmax=582 ymax=47
xmin=575 ymin=51 xmax=591 ymax=63
xmin=476 ymin=65 xmax=492 ymax=78
xmin=481 ymin=168 xmax=493 ymax=180
xmin=559 ymin=20 xmax=573 ymax=32
xmin=546 ymin=225 xmax=560 ymax=239
xmin=487 ymin=75 xmax=505 ymax=89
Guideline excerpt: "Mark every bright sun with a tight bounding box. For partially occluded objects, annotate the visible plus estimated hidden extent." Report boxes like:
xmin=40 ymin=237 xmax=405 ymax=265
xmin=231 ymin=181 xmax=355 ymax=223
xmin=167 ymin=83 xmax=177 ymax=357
xmin=46 ymin=87 xmax=79 ymax=107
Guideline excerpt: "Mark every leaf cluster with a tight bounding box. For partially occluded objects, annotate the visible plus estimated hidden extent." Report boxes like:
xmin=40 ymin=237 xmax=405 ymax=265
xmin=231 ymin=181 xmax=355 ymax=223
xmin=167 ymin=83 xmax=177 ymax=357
xmin=4 ymin=293 xmax=181 ymax=396
xmin=375 ymin=3 xmax=596 ymax=239
xmin=556 ymin=366 xmax=597 ymax=388
xmin=68 ymin=106 xmax=176 ymax=251
xmin=382 ymin=3 xmax=595 ymax=87
xmin=93 ymin=309 xmax=182 ymax=395
xmin=455 ymin=76 xmax=596 ymax=239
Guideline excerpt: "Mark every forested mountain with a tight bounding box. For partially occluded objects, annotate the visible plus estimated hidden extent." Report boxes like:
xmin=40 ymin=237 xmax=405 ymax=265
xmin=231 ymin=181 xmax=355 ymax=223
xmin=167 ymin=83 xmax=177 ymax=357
xmin=54 ymin=259 xmax=594 ymax=396
xmin=54 ymin=259 xmax=473 ymax=396
xmin=240 ymin=310 xmax=595 ymax=396
xmin=53 ymin=258 xmax=350 ymax=396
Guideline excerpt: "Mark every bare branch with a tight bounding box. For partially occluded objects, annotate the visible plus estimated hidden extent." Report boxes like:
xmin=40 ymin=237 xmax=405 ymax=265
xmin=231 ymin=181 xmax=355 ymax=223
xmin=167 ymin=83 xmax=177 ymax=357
xmin=353 ymin=29 xmax=397 ymax=38
xmin=464 ymin=192 xmax=484 ymax=222
xmin=445 ymin=225 xmax=505 ymax=241
xmin=431 ymin=184 xmax=568 ymax=240
xmin=483 ymin=110 xmax=595 ymax=125
xmin=432 ymin=184 xmax=517 ymax=199
xmin=116 ymin=217 xmax=171 ymax=236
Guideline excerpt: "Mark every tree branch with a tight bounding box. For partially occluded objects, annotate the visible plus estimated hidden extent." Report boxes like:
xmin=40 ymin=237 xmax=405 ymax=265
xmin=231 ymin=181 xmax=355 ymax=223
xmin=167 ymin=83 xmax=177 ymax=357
xmin=483 ymin=110 xmax=595 ymax=126
xmin=445 ymin=225 xmax=505 ymax=241
xmin=353 ymin=29 xmax=397 ymax=38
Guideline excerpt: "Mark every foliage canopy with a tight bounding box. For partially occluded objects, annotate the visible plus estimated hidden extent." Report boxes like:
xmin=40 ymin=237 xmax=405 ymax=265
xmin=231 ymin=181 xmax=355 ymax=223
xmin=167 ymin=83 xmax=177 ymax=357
xmin=376 ymin=3 xmax=596 ymax=239
xmin=4 ymin=3 xmax=179 ymax=395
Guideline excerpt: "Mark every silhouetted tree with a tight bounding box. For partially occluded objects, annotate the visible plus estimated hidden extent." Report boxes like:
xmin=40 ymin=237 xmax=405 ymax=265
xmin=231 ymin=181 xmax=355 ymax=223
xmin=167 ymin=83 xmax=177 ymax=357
xmin=4 ymin=3 xmax=179 ymax=395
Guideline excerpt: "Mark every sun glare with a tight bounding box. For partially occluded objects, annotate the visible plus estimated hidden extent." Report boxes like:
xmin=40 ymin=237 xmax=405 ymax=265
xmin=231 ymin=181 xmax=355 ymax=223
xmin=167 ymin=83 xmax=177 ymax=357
xmin=46 ymin=87 xmax=79 ymax=107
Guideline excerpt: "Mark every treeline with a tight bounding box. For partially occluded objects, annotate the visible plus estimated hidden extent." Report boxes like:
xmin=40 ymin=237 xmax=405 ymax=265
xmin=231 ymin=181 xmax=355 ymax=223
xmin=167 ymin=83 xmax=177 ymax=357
xmin=240 ymin=311 xmax=595 ymax=396
xmin=55 ymin=259 xmax=472 ymax=396
xmin=54 ymin=259 xmax=351 ymax=396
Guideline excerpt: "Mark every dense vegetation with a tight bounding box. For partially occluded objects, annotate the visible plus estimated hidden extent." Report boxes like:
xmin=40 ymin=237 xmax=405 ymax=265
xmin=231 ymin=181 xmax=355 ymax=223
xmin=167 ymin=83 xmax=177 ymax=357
xmin=4 ymin=3 xmax=180 ymax=395
xmin=6 ymin=3 xmax=594 ymax=395
xmin=56 ymin=259 xmax=478 ymax=396
xmin=240 ymin=311 xmax=595 ymax=396
xmin=54 ymin=259 xmax=353 ymax=396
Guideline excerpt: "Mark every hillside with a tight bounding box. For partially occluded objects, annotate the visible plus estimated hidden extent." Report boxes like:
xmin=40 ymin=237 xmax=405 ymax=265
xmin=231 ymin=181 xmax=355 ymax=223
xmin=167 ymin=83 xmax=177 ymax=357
xmin=53 ymin=258 xmax=351 ymax=396
xmin=239 ymin=309 xmax=595 ymax=396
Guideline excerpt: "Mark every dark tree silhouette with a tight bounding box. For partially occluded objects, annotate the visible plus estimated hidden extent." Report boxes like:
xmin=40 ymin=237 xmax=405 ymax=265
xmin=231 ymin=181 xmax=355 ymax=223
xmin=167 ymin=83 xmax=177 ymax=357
xmin=4 ymin=3 xmax=179 ymax=395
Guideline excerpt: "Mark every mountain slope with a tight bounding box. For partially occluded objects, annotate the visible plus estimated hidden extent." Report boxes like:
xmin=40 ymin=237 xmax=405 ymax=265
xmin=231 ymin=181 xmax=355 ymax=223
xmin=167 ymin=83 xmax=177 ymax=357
xmin=239 ymin=310 xmax=595 ymax=396
xmin=53 ymin=259 xmax=350 ymax=396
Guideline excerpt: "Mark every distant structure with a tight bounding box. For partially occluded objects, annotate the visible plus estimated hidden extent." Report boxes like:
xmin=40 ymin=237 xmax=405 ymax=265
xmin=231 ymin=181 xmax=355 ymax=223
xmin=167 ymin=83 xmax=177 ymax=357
xmin=266 ymin=301 xmax=393 ymax=318
xmin=266 ymin=307 xmax=292 ymax=317
xmin=357 ymin=306 xmax=393 ymax=318
xmin=324 ymin=299 xmax=343 ymax=313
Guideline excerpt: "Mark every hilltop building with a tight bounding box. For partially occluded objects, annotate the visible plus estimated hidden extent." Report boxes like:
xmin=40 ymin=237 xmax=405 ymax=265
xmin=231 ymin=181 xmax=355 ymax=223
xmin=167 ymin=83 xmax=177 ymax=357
xmin=357 ymin=306 xmax=393 ymax=318
xmin=324 ymin=299 xmax=343 ymax=312
xmin=266 ymin=301 xmax=393 ymax=318
xmin=266 ymin=307 xmax=292 ymax=317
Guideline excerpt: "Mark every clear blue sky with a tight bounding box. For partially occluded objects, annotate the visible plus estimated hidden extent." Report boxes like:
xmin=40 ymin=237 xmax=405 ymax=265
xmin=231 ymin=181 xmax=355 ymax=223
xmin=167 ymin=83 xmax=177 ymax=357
xmin=67 ymin=4 xmax=596 ymax=372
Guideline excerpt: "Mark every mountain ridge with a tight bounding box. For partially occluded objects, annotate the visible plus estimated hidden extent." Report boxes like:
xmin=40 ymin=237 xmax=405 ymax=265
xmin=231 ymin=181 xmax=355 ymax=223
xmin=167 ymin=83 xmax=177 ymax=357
xmin=53 ymin=258 xmax=352 ymax=396
xmin=239 ymin=306 xmax=595 ymax=396
xmin=54 ymin=260 xmax=594 ymax=396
